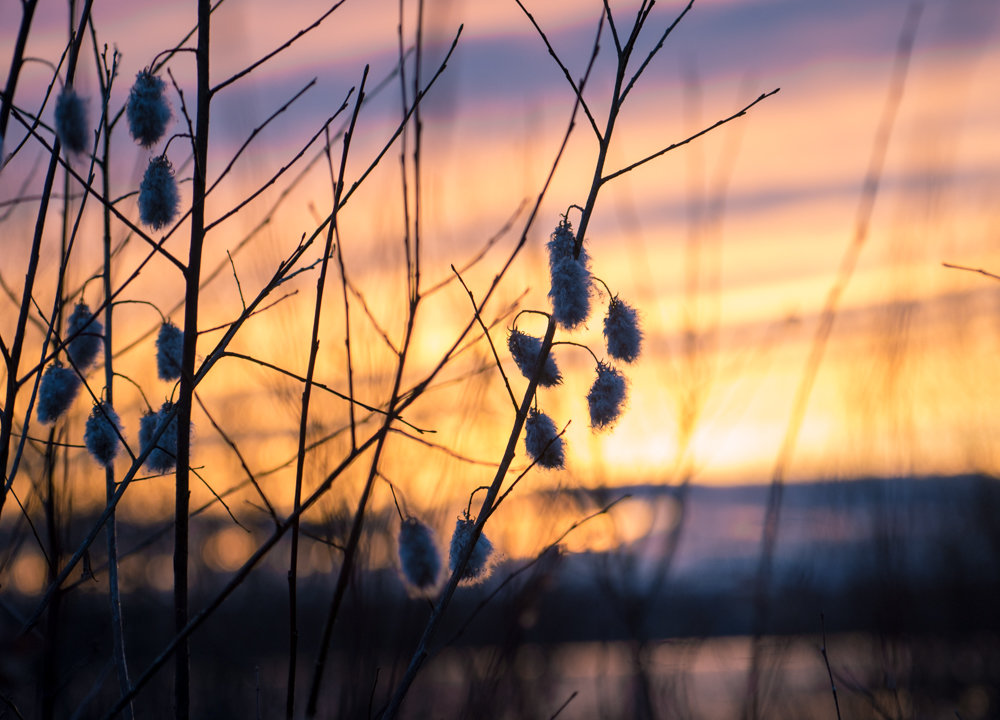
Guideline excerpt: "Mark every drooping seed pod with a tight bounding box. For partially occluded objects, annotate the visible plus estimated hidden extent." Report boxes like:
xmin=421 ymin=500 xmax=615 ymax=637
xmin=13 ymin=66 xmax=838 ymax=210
xmin=55 ymin=86 xmax=88 ymax=155
xmin=524 ymin=408 xmax=565 ymax=470
xmin=37 ymin=364 xmax=80 ymax=423
xmin=603 ymin=296 xmax=643 ymax=364
xmin=448 ymin=514 xmax=494 ymax=584
xmin=126 ymin=69 xmax=171 ymax=148
xmin=508 ymin=328 xmax=561 ymax=387
xmin=139 ymin=401 xmax=180 ymax=473
xmin=66 ymin=302 xmax=103 ymax=370
xmin=397 ymin=517 xmax=441 ymax=591
xmin=84 ymin=401 xmax=123 ymax=467
xmin=156 ymin=321 xmax=183 ymax=381
xmin=587 ymin=361 xmax=627 ymax=430
xmin=139 ymin=154 xmax=179 ymax=230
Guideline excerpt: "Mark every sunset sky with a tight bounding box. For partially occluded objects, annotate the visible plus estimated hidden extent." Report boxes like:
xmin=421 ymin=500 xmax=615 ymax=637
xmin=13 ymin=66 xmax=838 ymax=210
xmin=2 ymin=0 xmax=1000 ymax=566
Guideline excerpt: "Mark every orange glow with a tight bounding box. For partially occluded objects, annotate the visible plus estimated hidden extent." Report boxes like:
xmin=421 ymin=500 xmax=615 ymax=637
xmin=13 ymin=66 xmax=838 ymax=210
xmin=2 ymin=0 xmax=999 ymax=568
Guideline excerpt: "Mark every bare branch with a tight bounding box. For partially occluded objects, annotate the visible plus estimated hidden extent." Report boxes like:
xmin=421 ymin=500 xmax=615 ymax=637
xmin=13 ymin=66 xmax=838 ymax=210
xmin=602 ymin=88 xmax=780 ymax=183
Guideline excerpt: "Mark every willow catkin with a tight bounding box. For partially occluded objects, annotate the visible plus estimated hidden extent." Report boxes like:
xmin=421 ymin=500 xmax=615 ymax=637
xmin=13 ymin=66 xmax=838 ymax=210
xmin=84 ymin=401 xmax=123 ymax=467
xmin=37 ymin=364 xmax=80 ymax=423
xmin=55 ymin=87 xmax=88 ymax=155
xmin=156 ymin=321 xmax=183 ymax=381
xmin=397 ymin=517 xmax=441 ymax=591
xmin=547 ymin=220 xmax=592 ymax=330
xmin=603 ymin=296 xmax=643 ymax=364
xmin=508 ymin=328 xmax=561 ymax=387
xmin=139 ymin=155 xmax=179 ymax=230
xmin=524 ymin=408 xmax=565 ymax=469
xmin=587 ymin=361 xmax=627 ymax=430
xmin=66 ymin=302 xmax=103 ymax=371
xmin=448 ymin=515 xmax=494 ymax=584
xmin=126 ymin=69 xmax=171 ymax=148
xmin=139 ymin=401 xmax=181 ymax=473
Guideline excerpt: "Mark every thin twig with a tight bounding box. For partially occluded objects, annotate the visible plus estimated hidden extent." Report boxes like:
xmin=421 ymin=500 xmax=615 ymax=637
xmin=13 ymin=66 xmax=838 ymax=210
xmin=514 ymin=0 xmax=601 ymax=141
xmin=549 ymin=691 xmax=579 ymax=720
xmin=619 ymin=0 xmax=696 ymax=104
xmin=942 ymin=262 xmax=1000 ymax=283
xmin=193 ymin=392 xmax=277 ymax=525
xmin=602 ymin=88 xmax=780 ymax=183
xmin=819 ymin=614 xmax=843 ymax=720
xmin=220 ymin=351 xmax=423 ymax=430
xmin=452 ymin=265 xmax=518 ymax=411
xmin=389 ymin=427 xmax=500 ymax=467
xmin=210 ymin=1 xmax=348 ymax=95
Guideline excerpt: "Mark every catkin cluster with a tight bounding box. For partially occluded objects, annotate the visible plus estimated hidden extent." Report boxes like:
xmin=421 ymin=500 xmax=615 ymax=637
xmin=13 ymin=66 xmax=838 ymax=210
xmin=395 ymin=215 xmax=644 ymax=595
xmin=395 ymin=511 xmax=496 ymax=593
xmin=123 ymin=67 xmax=179 ymax=231
xmin=38 ymin=70 xmax=185 ymax=470
xmin=511 ymin=215 xmax=643 ymax=470
xmin=36 ymin=297 xmax=189 ymax=475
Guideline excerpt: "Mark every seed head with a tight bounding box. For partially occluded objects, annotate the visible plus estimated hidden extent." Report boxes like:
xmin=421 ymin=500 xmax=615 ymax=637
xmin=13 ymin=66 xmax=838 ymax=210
xmin=126 ymin=69 xmax=171 ymax=148
xmin=448 ymin=515 xmax=494 ymax=584
xmin=524 ymin=408 xmax=565 ymax=470
xmin=66 ymin=302 xmax=103 ymax=370
xmin=37 ymin=364 xmax=80 ymax=423
xmin=508 ymin=328 xmax=561 ymax=387
xmin=397 ymin=517 xmax=441 ymax=591
xmin=139 ymin=154 xmax=179 ymax=230
xmin=85 ymin=401 xmax=123 ymax=467
xmin=139 ymin=401 xmax=181 ymax=473
xmin=587 ymin=362 xmax=627 ymax=430
xmin=156 ymin=321 xmax=183 ymax=381
xmin=603 ymin=296 xmax=643 ymax=363
xmin=55 ymin=87 xmax=88 ymax=155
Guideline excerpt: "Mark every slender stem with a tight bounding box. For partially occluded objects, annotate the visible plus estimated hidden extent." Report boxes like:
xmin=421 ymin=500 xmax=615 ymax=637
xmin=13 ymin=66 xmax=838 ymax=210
xmin=0 ymin=0 xmax=38 ymax=151
xmin=286 ymin=65 xmax=368 ymax=720
xmin=92 ymin=32 xmax=134 ymax=720
xmin=173 ymin=1 xmax=210 ymax=716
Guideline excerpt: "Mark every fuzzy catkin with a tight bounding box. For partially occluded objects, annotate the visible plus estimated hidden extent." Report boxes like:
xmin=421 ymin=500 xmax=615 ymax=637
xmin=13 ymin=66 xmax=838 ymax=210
xmin=587 ymin=362 xmax=627 ymax=430
xmin=139 ymin=155 xmax=179 ymax=230
xmin=37 ymin=364 xmax=80 ymax=423
xmin=55 ymin=87 xmax=88 ymax=155
xmin=524 ymin=409 xmax=565 ymax=469
xmin=126 ymin=70 xmax=170 ymax=148
xmin=66 ymin=302 xmax=103 ymax=370
xmin=508 ymin=328 xmax=561 ymax=387
xmin=139 ymin=401 xmax=180 ymax=473
xmin=547 ymin=221 xmax=592 ymax=330
xmin=448 ymin=516 xmax=494 ymax=584
xmin=547 ymin=220 xmax=590 ymax=270
xmin=603 ymin=296 xmax=642 ymax=363
xmin=85 ymin=401 xmax=123 ymax=467
xmin=397 ymin=517 xmax=441 ymax=590
xmin=156 ymin=321 xmax=183 ymax=381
